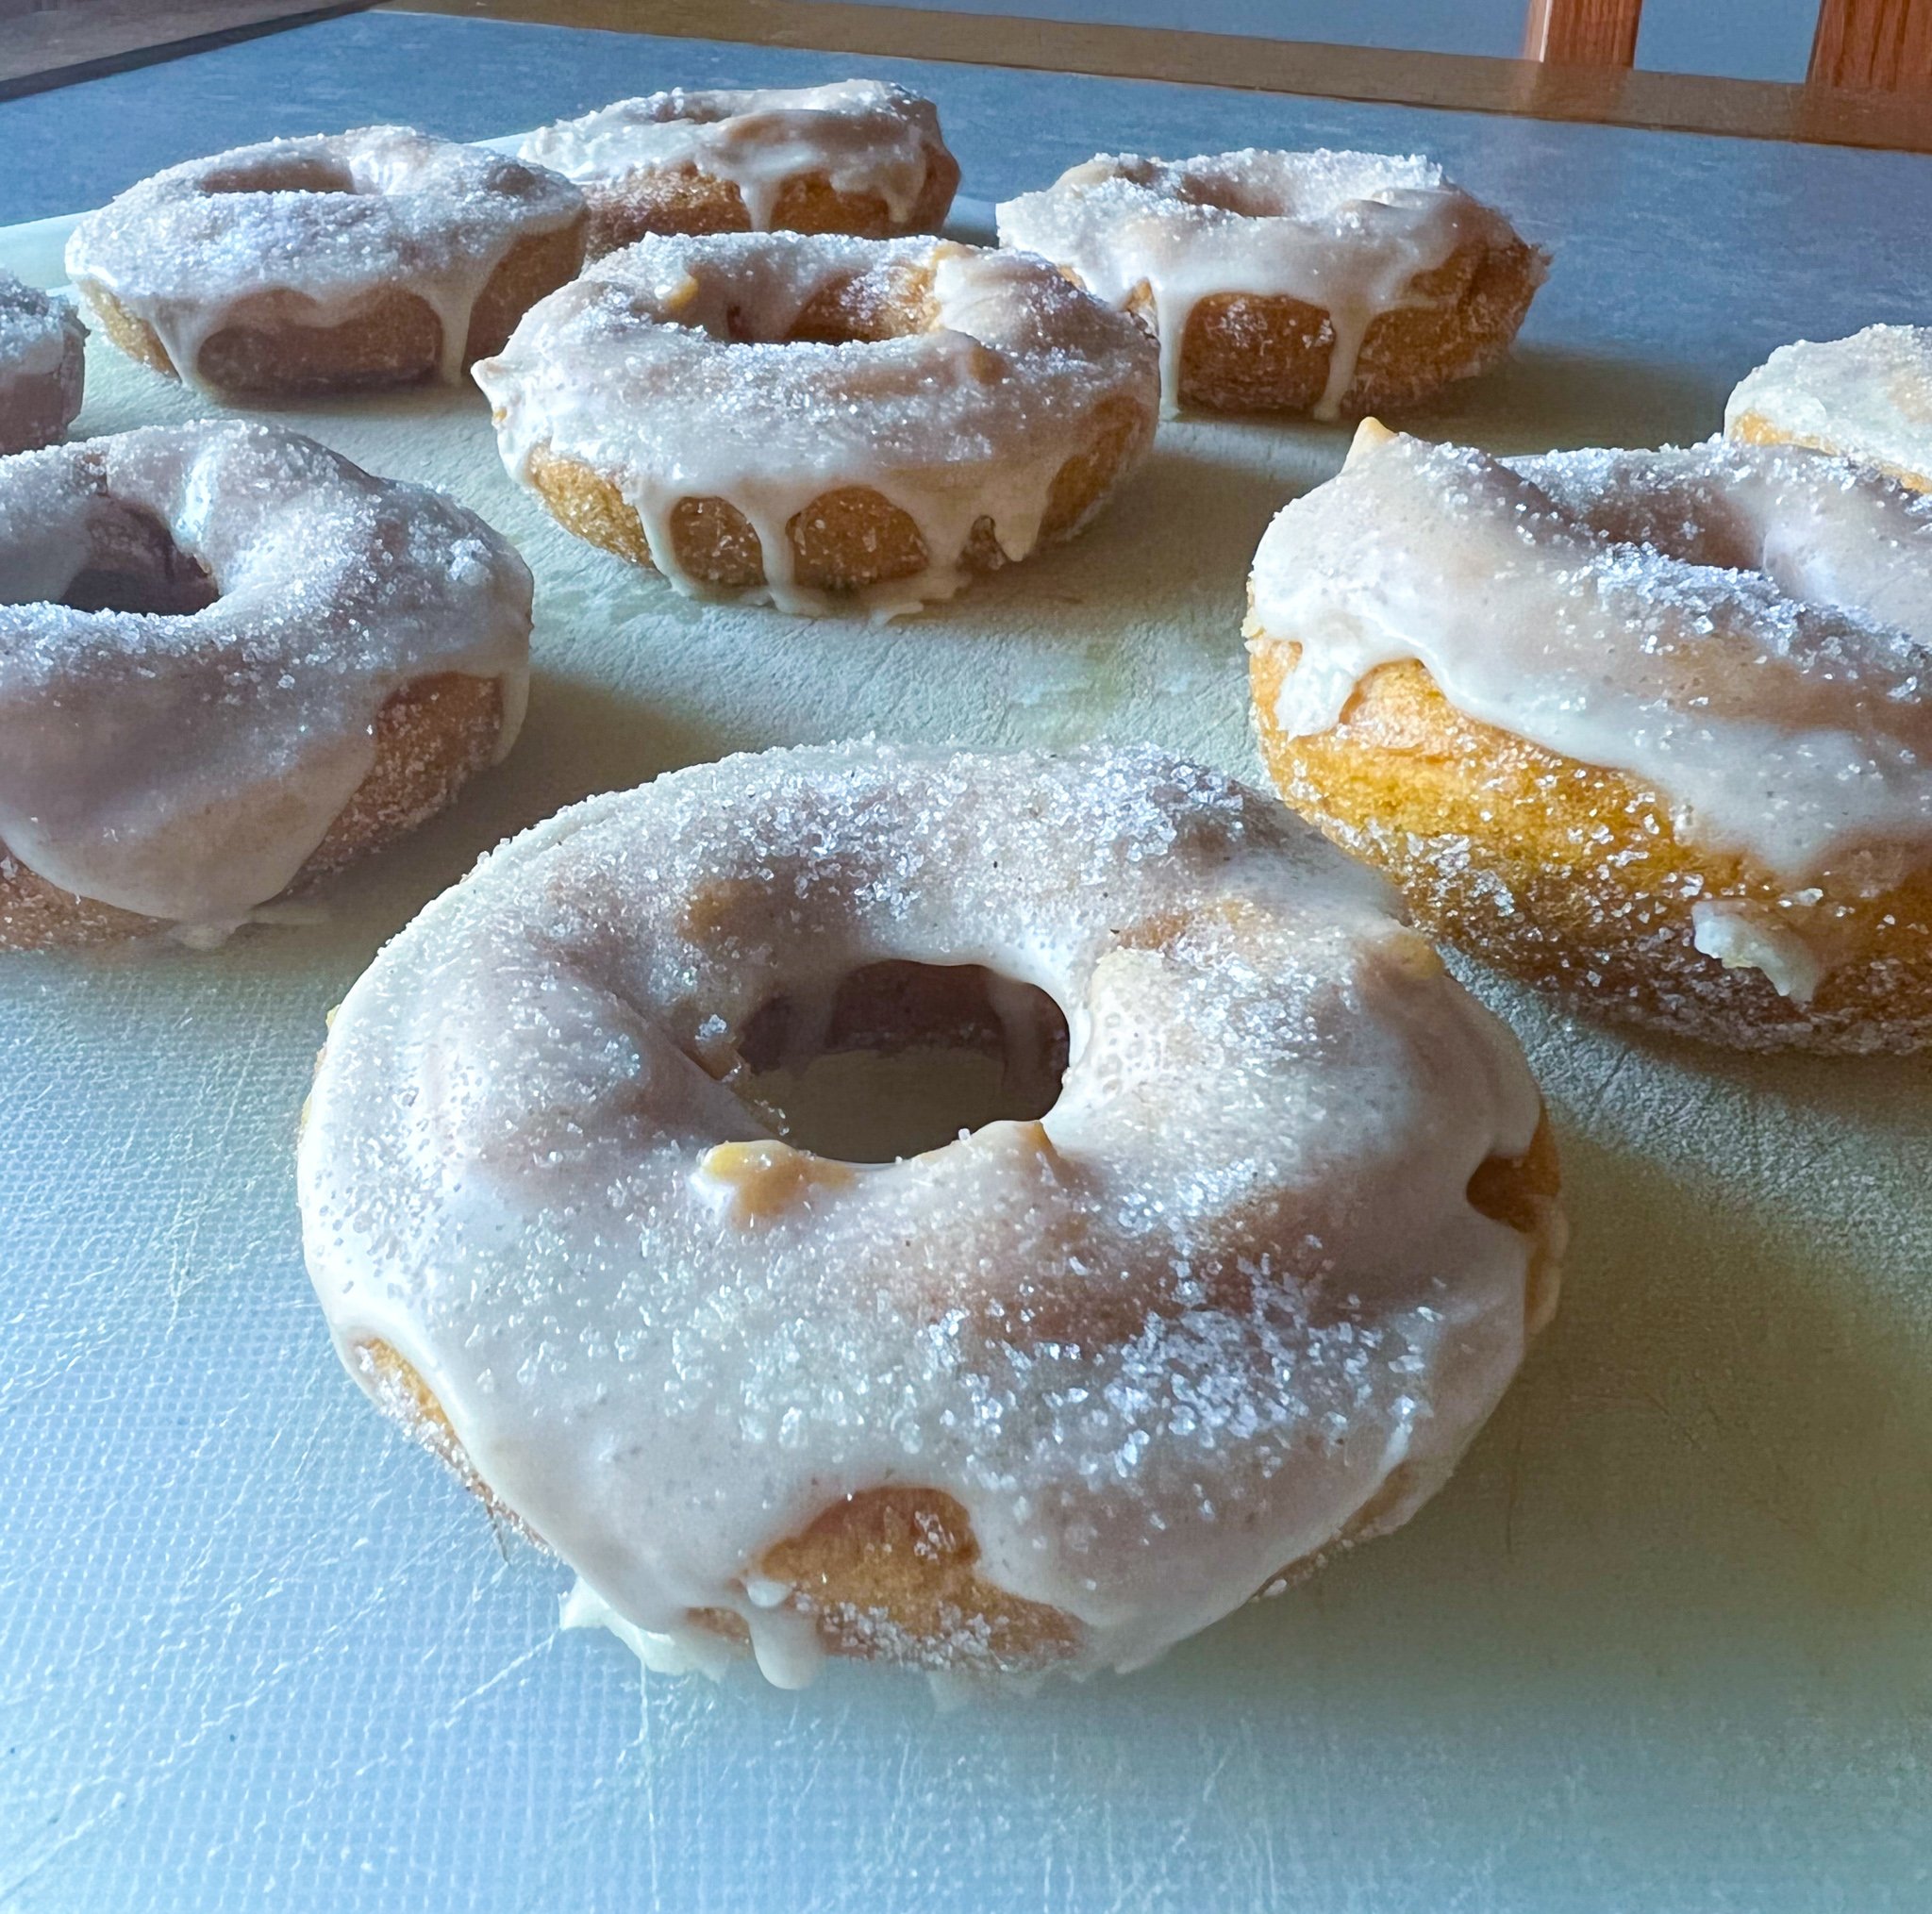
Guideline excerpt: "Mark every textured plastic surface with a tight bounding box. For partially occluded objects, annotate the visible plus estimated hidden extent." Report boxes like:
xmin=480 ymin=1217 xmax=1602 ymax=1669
xmin=2 ymin=35 xmax=1929 ymax=1913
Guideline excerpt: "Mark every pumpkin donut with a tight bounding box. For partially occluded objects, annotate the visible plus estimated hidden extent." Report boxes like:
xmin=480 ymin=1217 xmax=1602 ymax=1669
xmin=475 ymin=230 xmax=1158 ymax=616
xmin=1246 ymin=421 xmax=1932 ymax=1052
xmin=0 ymin=421 xmax=530 ymax=948
xmin=520 ymin=80 xmax=958 ymax=258
xmin=1727 ymin=324 xmax=1932 ymax=491
xmin=0 ymin=270 xmax=85 ymax=456
xmin=998 ymin=148 xmax=1547 ymax=419
xmin=298 ymin=741 xmax=1562 ymax=1687
xmin=65 ymin=127 xmax=586 ymax=398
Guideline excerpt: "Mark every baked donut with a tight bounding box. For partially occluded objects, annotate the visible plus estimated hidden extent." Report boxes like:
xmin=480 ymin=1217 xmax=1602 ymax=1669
xmin=0 ymin=271 xmax=85 ymax=456
xmin=297 ymin=741 xmax=1563 ymax=1687
xmin=0 ymin=420 xmax=531 ymax=949
xmin=1246 ymin=421 xmax=1932 ymax=1053
xmin=1727 ymin=324 xmax=1932 ymax=491
xmin=519 ymin=80 xmax=958 ymax=258
xmin=65 ymin=127 xmax=586 ymax=398
xmin=997 ymin=149 xmax=1547 ymax=419
xmin=474 ymin=230 xmax=1158 ymax=615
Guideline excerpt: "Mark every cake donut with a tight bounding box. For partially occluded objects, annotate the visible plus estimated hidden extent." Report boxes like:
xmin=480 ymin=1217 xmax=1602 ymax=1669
xmin=65 ymin=127 xmax=586 ymax=398
xmin=298 ymin=741 xmax=1563 ymax=1687
xmin=474 ymin=230 xmax=1159 ymax=616
xmin=0 ymin=420 xmax=531 ymax=949
xmin=997 ymin=149 xmax=1548 ymax=419
xmin=519 ymin=80 xmax=959 ymax=258
xmin=1246 ymin=421 xmax=1932 ymax=1053
xmin=0 ymin=271 xmax=85 ymax=456
xmin=1727 ymin=324 xmax=1932 ymax=491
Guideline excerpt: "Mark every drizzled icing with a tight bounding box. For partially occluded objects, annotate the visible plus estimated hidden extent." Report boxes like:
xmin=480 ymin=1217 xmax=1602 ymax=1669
xmin=996 ymin=149 xmax=1540 ymax=418
xmin=1248 ymin=427 xmax=1932 ymax=889
xmin=1727 ymin=324 xmax=1932 ymax=490
xmin=0 ymin=270 xmax=85 ymax=386
xmin=474 ymin=231 xmax=1158 ymax=617
xmin=0 ymin=421 xmax=532 ymax=932
xmin=65 ymin=126 xmax=584 ymax=390
xmin=1689 ymin=901 xmax=1827 ymax=1003
xmin=519 ymin=81 xmax=953 ymax=234
xmin=298 ymin=741 xmax=1554 ymax=1685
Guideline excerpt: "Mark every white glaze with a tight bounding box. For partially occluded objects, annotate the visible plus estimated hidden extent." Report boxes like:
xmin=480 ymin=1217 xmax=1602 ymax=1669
xmin=64 ymin=127 xmax=584 ymax=391
xmin=298 ymin=741 xmax=1556 ymax=1685
xmin=473 ymin=231 xmax=1158 ymax=617
xmin=0 ymin=421 xmax=532 ymax=931
xmin=1690 ymin=901 xmax=1826 ymax=1002
xmin=519 ymin=81 xmax=951 ymax=234
xmin=1727 ymin=324 xmax=1932 ymax=489
xmin=558 ymin=1577 xmax=737 ymax=1682
xmin=996 ymin=149 xmax=1540 ymax=418
xmin=1248 ymin=427 xmax=1932 ymax=886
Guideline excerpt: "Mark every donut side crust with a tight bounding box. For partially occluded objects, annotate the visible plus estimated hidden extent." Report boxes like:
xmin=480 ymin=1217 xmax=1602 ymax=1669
xmin=1131 ymin=236 xmax=1543 ymax=416
xmin=339 ymin=1117 xmax=1559 ymax=1675
xmin=75 ymin=220 xmax=586 ymax=395
xmin=1249 ymin=639 xmax=1932 ymax=1051
xmin=579 ymin=155 xmax=961 ymax=258
xmin=514 ymin=389 xmax=1152 ymax=594
xmin=0 ymin=671 xmax=507 ymax=950
xmin=1728 ymin=408 xmax=1932 ymax=493
xmin=0 ymin=331 xmax=85 ymax=456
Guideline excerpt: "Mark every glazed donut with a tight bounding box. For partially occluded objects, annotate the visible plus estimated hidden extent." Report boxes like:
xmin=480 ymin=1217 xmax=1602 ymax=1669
xmin=474 ymin=230 xmax=1158 ymax=616
xmin=997 ymin=149 xmax=1547 ymax=418
xmin=0 ymin=271 xmax=85 ymax=456
xmin=65 ymin=127 xmax=586 ymax=398
xmin=1246 ymin=421 xmax=1932 ymax=1053
xmin=519 ymin=81 xmax=959 ymax=258
xmin=297 ymin=741 xmax=1563 ymax=1687
xmin=0 ymin=421 xmax=531 ymax=949
xmin=1727 ymin=324 xmax=1932 ymax=491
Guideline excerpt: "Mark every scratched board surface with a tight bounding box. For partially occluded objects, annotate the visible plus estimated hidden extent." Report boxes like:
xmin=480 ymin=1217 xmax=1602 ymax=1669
xmin=0 ymin=17 xmax=1928 ymax=1911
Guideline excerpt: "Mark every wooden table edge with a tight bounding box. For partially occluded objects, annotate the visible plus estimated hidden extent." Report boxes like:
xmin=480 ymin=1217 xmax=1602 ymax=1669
xmin=5 ymin=0 xmax=1931 ymax=155
xmin=388 ymin=0 xmax=1932 ymax=155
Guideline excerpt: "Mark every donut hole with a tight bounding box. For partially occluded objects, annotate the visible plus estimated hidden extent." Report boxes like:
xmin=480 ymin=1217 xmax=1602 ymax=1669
xmin=686 ymin=263 xmax=928 ymax=350
xmin=736 ymin=959 xmax=1069 ymax=1163
xmin=199 ymin=158 xmax=359 ymax=197
xmin=651 ymin=99 xmax=736 ymax=128
xmin=41 ymin=506 xmax=218 ymax=616
xmin=1170 ymin=171 xmax=1293 ymax=221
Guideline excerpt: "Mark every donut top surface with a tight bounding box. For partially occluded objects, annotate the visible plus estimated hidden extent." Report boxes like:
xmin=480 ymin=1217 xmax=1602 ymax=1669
xmin=298 ymin=741 xmax=1553 ymax=1685
xmin=1727 ymin=324 xmax=1932 ymax=489
xmin=0 ymin=270 xmax=84 ymax=382
xmin=518 ymin=81 xmax=949 ymax=228
xmin=474 ymin=230 xmax=1158 ymax=615
xmin=996 ymin=148 xmax=1538 ymax=417
xmin=1250 ymin=427 xmax=1932 ymax=886
xmin=0 ymin=421 xmax=532 ymax=931
xmin=64 ymin=126 xmax=585 ymax=387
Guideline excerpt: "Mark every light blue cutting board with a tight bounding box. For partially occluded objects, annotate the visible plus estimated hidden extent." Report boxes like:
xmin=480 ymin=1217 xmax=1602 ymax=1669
xmin=1 ymin=59 xmax=1928 ymax=1913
